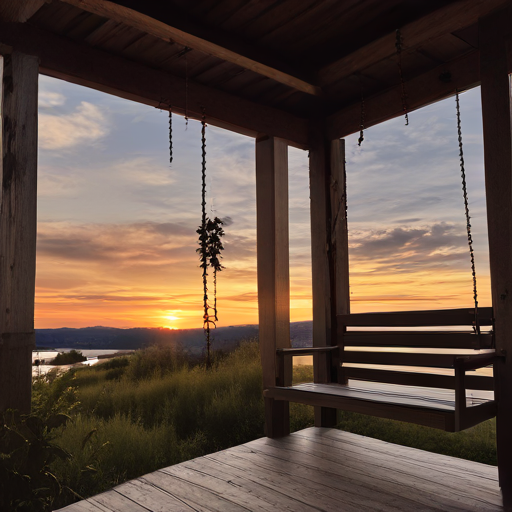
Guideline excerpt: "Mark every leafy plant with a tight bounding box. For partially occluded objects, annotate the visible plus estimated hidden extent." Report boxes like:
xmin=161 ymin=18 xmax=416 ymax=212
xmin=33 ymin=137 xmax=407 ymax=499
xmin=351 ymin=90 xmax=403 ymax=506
xmin=0 ymin=411 xmax=73 ymax=512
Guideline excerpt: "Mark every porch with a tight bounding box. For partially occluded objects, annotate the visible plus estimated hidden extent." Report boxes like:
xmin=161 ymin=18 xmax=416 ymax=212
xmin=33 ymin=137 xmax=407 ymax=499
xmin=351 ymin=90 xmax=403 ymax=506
xmin=58 ymin=427 xmax=503 ymax=512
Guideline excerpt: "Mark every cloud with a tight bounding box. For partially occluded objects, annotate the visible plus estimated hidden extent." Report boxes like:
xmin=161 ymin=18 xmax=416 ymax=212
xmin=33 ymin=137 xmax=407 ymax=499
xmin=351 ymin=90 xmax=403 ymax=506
xmin=349 ymin=222 xmax=469 ymax=272
xmin=39 ymin=91 xmax=66 ymax=108
xmin=37 ymin=221 xmax=195 ymax=264
xmin=39 ymin=102 xmax=109 ymax=150
xmin=38 ymin=165 xmax=84 ymax=198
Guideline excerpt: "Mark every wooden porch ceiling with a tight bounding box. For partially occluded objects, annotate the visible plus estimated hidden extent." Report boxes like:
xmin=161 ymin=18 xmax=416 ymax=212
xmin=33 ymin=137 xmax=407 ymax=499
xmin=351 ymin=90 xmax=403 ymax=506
xmin=1 ymin=0 xmax=511 ymax=145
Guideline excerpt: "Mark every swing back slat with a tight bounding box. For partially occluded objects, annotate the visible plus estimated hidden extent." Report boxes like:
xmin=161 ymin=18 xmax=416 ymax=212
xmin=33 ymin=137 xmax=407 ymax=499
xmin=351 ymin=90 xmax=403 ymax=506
xmin=339 ymin=307 xmax=493 ymax=327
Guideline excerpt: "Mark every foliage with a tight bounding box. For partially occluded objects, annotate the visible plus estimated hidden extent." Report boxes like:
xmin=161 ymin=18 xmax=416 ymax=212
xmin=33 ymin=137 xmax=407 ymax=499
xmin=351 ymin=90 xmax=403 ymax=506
xmin=0 ymin=410 xmax=74 ymax=512
xmin=197 ymin=216 xmax=225 ymax=367
xmin=50 ymin=350 xmax=86 ymax=366
xmin=31 ymin=342 xmax=266 ymax=507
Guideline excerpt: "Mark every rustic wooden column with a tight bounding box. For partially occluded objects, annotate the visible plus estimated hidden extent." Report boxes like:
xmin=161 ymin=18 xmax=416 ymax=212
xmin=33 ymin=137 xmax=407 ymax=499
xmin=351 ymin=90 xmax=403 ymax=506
xmin=0 ymin=51 xmax=39 ymax=413
xmin=479 ymin=10 xmax=512 ymax=507
xmin=309 ymin=129 xmax=350 ymax=427
xmin=256 ymin=135 xmax=291 ymax=438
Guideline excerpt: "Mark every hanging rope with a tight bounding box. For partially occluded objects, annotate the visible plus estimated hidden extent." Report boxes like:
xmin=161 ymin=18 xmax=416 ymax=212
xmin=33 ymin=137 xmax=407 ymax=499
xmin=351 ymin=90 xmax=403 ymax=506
xmin=168 ymin=107 xmax=173 ymax=165
xmin=358 ymin=88 xmax=365 ymax=146
xmin=196 ymin=108 xmax=225 ymax=368
xmin=395 ymin=29 xmax=409 ymax=126
xmin=456 ymin=92 xmax=479 ymax=334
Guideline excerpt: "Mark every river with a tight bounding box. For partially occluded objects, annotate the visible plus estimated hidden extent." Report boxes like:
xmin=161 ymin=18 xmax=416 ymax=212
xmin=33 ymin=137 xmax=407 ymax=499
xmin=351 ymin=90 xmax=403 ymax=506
xmin=32 ymin=348 xmax=132 ymax=377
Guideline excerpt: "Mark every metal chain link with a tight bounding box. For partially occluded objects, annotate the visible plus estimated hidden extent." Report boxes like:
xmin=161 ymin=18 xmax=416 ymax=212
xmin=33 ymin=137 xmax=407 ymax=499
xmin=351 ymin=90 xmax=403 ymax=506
xmin=358 ymin=90 xmax=365 ymax=146
xmin=456 ymin=92 xmax=479 ymax=334
xmin=331 ymin=151 xmax=348 ymax=240
xmin=168 ymin=108 xmax=173 ymax=165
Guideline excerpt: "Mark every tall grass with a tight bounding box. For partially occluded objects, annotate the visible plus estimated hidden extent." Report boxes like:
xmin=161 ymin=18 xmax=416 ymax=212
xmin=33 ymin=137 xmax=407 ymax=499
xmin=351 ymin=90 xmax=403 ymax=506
xmin=35 ymin=341 xmax=269 ymax=505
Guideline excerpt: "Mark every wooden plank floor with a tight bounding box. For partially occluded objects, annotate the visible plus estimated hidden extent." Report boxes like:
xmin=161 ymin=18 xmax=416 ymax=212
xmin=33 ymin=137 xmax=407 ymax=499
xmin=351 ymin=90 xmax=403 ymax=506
xmin=57 ymin=427 xmax=503 ymax=512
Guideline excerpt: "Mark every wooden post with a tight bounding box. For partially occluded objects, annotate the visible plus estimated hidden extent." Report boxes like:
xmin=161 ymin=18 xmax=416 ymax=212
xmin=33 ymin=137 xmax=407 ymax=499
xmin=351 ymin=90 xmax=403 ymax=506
xmin=256 ymin=135 xmax=291 ymax=438
xmin=0 ymin=51 xmax=38 ymax=413
xmin=309 ymin=128 xmax=350 ymax=427
xmin=479 ymin=9 xmax=512 ymax=507
xmin=331 ymin=139 xmax=350 ymax=386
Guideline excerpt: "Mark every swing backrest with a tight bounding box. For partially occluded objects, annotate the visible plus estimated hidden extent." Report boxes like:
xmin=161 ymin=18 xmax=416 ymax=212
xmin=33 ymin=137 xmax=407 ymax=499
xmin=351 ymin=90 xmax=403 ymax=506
xmin=337 ymin=307 xmax=495 ymax=392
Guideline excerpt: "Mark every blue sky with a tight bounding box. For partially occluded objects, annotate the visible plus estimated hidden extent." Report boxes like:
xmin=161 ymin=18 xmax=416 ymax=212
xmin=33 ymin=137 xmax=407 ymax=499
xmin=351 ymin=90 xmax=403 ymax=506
xmin=35 ymin=75 xmax=490 ymax=328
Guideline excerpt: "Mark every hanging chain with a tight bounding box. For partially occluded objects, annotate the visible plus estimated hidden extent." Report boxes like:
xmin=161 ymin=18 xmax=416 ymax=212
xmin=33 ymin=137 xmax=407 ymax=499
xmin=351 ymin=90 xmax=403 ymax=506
xmin=200 ymin=107 xmax=211 ymax=366
xmin=168 ymin=107 xmax=173 ymax=165
xmin=331 ymin=149 xmax=348 ymax=239
xmin=343 ymin=156 xmax=348 ymax=223
xmin=395 ymin=29 xmax=409 ymax=126
xmin=456 ymin=92 xmax=479 ymax=334
xmin=358 ymin=88 xmax=365 ymax=146
xmin=185 ymin=49 xmax=189 ymax=128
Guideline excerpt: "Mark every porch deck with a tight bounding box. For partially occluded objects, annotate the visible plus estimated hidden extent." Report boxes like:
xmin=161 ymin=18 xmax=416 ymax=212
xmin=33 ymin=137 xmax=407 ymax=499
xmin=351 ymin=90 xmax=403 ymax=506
xmin=58 ymin=427 xmax=502 ymax=512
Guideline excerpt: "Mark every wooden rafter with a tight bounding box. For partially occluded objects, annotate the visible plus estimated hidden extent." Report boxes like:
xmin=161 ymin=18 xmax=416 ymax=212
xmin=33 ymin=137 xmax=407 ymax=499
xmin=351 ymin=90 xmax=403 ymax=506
xmin=325 ymin=50 xmax=482 ymax=141
xmin=317 ymin=0 xmax=509 ymax=88
xmin=56 ymin=0 xmax=322 ymax=97
xmin=0 ymin=22 xmax=309 ymax=147
xmin=0 ymin=0 xmax=45 ymax=22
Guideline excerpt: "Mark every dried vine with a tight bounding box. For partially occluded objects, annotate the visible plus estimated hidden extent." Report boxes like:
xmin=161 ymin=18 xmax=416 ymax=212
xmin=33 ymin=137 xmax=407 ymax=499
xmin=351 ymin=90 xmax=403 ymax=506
xmin=196 ymin=108 xmax=225 ymax=368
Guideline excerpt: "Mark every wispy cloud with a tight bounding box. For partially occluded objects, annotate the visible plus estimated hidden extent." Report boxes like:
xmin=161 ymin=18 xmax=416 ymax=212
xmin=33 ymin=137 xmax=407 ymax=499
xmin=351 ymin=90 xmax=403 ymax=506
xmin=39 ymin=91 xmax=66 ymax=108
xmin=39 ymin=102 xmax=109 ymax=150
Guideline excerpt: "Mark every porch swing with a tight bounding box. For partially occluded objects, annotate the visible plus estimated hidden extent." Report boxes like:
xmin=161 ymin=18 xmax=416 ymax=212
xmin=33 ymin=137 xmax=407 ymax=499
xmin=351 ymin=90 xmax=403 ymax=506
xmin=264 ymin=93 xmax=500 ymax=433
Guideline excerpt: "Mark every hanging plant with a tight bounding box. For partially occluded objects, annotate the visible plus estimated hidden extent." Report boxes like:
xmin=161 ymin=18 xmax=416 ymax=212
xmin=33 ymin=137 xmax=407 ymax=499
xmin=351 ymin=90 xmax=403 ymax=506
xmin=196 ymin=109 xmax=225 ymax=368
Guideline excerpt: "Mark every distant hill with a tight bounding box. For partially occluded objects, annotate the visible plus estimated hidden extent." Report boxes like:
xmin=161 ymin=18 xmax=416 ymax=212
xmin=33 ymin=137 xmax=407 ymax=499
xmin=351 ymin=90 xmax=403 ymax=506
xmin=35 ymin=321 xmax=313 ymax=355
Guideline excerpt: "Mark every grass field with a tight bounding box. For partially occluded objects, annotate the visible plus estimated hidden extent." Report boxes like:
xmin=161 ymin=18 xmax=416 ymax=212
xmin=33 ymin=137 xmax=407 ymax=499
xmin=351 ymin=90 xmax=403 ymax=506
xmin=27 ymin=341 xmax=496 ymax=509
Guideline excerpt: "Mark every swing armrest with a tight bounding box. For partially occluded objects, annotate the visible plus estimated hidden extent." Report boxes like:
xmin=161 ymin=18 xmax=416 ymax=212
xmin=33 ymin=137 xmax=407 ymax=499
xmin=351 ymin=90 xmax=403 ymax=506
xmin=454 ymin=352 xmax=500 ymax=371
xmin=275 ymin=346 xmax=339 ymax=387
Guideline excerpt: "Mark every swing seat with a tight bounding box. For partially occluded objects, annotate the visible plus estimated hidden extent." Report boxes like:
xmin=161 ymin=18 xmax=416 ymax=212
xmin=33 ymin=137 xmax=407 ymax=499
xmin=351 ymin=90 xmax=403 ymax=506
xmin=264 ymin=308 xmax=498 ymax=432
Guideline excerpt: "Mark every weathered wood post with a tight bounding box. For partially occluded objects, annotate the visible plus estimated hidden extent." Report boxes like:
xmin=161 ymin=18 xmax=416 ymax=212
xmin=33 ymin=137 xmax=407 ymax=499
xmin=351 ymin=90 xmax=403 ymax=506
xmin=309 ymin=127 xmax=350 ymax=427
xmin=255 ymin=135 xmax=291 ymax=438
xmin=479 ymin=8 xmax=512 ymax=507
xmin=0 ymin=50 xmax=39 ymax=413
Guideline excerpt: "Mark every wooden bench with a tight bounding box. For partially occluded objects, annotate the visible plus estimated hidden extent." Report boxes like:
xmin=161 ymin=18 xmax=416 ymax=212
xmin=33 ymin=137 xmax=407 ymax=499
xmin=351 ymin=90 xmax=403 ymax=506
xmin=264 ymin=308 xmax=499 ymax=432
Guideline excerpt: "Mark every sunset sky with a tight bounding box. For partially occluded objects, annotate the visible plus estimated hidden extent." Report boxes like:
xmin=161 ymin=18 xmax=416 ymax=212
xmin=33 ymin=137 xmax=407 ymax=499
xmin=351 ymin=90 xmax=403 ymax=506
xmin=35 ymin=76 xmax=491 ymax=330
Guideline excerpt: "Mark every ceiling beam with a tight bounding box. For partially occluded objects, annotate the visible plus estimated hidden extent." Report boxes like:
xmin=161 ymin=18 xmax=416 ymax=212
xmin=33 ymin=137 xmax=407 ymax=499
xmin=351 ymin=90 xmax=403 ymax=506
xmin=317 ymin=0 xmax=509 ymax=88
xmin=0 ymin=22 xmax=309 ymax=148
xmin=325 ymin=50 xmax=481 ymax=141
xmin=57 ymin=0 xmax=322 ymax=97
xmin=0 ymin=0 xmax=45 ymax=22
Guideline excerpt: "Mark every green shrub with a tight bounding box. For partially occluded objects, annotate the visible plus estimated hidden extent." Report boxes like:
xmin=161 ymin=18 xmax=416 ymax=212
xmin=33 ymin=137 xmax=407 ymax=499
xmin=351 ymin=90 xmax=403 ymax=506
xmin=50 ymin=350 xmax=86 ymax=366
xmin=0 ymin=411 xmax=75 ymax=512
